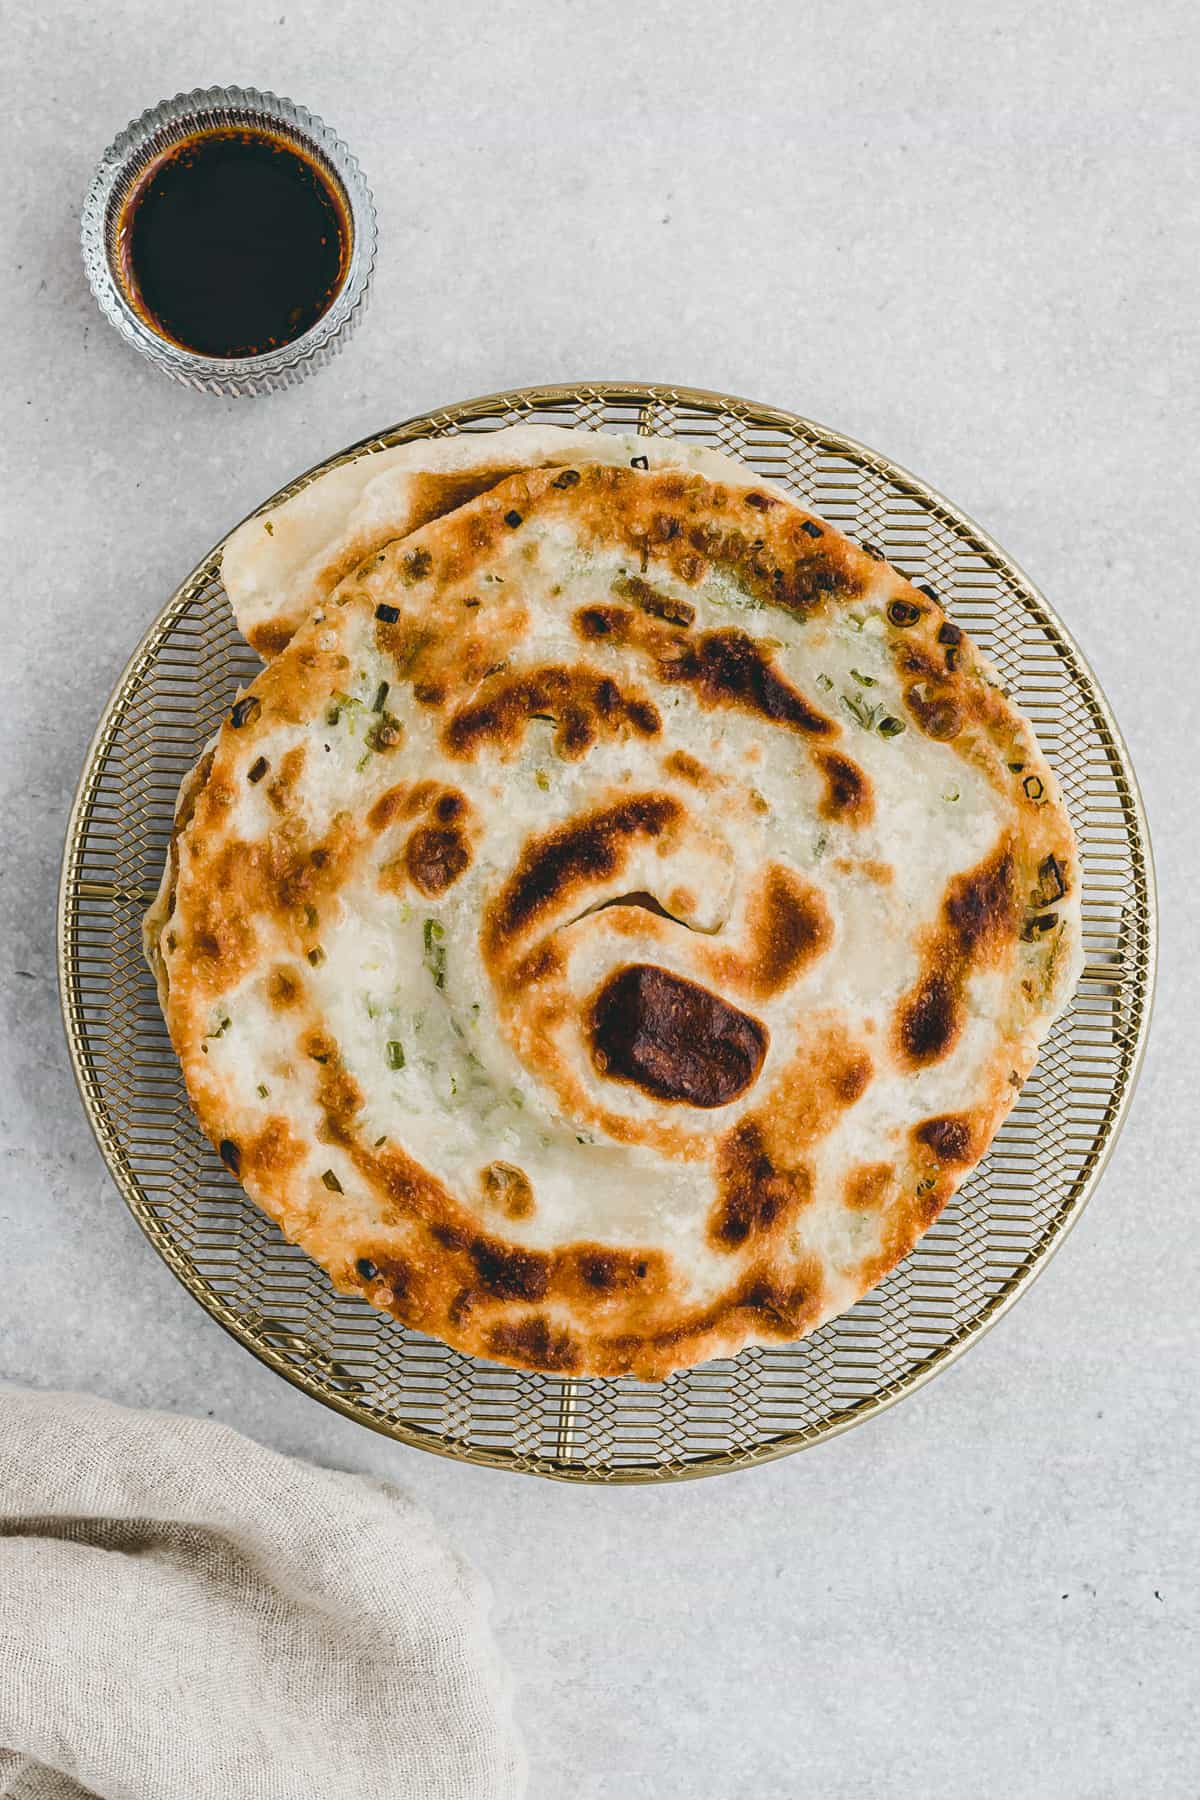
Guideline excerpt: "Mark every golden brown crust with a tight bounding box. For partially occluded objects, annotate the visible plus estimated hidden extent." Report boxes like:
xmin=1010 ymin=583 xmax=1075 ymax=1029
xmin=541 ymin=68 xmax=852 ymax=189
xmin=155 ymin=453 xmax=1082 ymax=1379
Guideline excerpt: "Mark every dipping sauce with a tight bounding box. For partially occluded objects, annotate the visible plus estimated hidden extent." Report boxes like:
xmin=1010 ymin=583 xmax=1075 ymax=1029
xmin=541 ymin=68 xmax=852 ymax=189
xmin=118 ymin=127 xmax=350 ymax=358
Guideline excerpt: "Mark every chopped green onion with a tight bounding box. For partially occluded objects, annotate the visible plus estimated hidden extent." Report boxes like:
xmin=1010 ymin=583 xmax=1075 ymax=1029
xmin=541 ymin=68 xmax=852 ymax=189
xmin=815 ymin=672 xmax=834 ymax=692
xmin=386 ymin=1040 xmax=405 ymax=1070
xmin=877 ymin=715 xmax=906 ymax=738
xmin=371 ymin=680 xmax=390 ymax=712
xmin=307 ymin=947 xmax=325 ymax=967
xmin=840 ymin=692 xmax=880 ymax=731
xmin=850 ymin=668 xmax=877 ymax=687
xmin=321 ymin=1169 xmax=343 ymax=1193
xmin=230 ymin=695 xmax=261 ymax=729
xmin=887 ymin=599 xmax=922 ymax=627
xmin=423 ymin=918 xmax=447 ymax=990
xmin=256 ymin=1083 xmax=269 ymax=1099
xmin=534 ymin=769 xmax=550 ymax=791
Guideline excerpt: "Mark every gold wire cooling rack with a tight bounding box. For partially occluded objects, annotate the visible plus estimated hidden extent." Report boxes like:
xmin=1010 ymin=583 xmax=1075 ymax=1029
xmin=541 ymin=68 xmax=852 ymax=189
xmin=57 ymin=383 xmax=1156 ymax=1482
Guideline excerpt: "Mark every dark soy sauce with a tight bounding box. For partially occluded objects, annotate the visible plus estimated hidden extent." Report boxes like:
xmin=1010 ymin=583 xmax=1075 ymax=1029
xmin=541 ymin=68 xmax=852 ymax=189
xmin=119 ymin=128 xmax=350 ymax=358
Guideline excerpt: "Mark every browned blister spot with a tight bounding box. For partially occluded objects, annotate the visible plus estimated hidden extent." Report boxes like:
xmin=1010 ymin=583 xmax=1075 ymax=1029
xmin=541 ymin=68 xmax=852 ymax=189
xmin=371 ymin=1252 xmax=411 ymax=1300
xmin=317 ymin=1061 xmax=366 ymax=1143
xmin=709 ymin=1120 xmax=814 ymax=1249
xmin=248 ymin=619 xmax=295 ymax=659
xmin=590 ymin=963 xmax=768 ymax=1108
xmin=664 ymin=749 xmax=710 ymax=787
xmin=177 ymin=817 xmax=356 ymax=989
xmin=402 ymin=781 xmax=440 ymax=818
xmin=658 ymin=628 xmax=836 ymax=737
xmin=404 ymin=825 xmax=471 ymax=895
xmin=775 ymin=542 xmax=865 ymax=612
xmin=445 ymin=663 xmax=659 ymax=762
xmin=435 ymin=791 xmax=466 ymax=824
xmin=481 ymin=1161 xmax=535 ymax=1220
xmin=367 ymin=785 xmax=409 ymax=833
xmin=731 ymin=1264 xmax=826 ymax=1338
xmin=945 ymin=842 xmax=1017 ymax=957
xmin=301 ymin=1026 xmax=338 ymax=1066
xmin=852 ymin=1169 xmax=951 ymax=1296
xmin=914 ymin=1113 xmax=977 ymax=1165
xmin=487 ymin=1316 xmax=581 ymax=1373
xmin=236 ymin=1116 xmax=308 ymax=1185
xmin=188 ymin=785 xmax=233 ymax=851
xmin=265 ymin=744 xmax=307 ymax=813
xmin=751 ymin=1022 xmax=874 ymax=1170
xmin=844 ymin=1162 xmax=894 ymax=1211
xmin=833 ymin=1051 xmax=873 ymax=1105
xmin=559 ymin=1245 xmax=663 ymax=1301
xmin=511 ymin=941 xmax=564 ymax=988
xmin=176 ymin=851 xmax=262 ymax=992
xmin=486 ymin=793 xmax=681 ymax=955
xmin=899 ymin=644 xmax=942 ymax=682
xmin=267 ymin=965 xmax=303 ymax=1009
xmin=597 ymin=1250 xmax=828 ymax=1373
xmin=893 ymin=839 xmax=1018 ymax=1069
xmin=815 ymin=750 xmax=874 ymax=825
xmin=469 ymin=1237 xmax=551 ymax=1302
xmin=612 ymin=572 xmax=696 ymax=627
xmin=574 ymin=604 xmax=633 ymax=643
xmin=895 ymin=969 xmax=960 ymax=1066
xmin=905 ymin=682 xmax=963 ymax=741
xmin=833 ymin=857 xmax=894 ymax=885
xmin=710 ymin=865 xmax=832 ymax=1000
xmin=399 ymin=466 xmax=528 ymax=541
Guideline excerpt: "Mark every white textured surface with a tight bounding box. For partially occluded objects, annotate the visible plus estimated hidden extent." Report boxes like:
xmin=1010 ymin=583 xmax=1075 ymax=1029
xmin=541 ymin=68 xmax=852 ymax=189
xmin=0 ymin=4 xmax=1196 ymax=1796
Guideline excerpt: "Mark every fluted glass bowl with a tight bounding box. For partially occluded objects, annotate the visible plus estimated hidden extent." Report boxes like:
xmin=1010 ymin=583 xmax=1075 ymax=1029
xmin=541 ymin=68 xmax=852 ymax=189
xmin=81 ymin=85 xmax=376 ymax=397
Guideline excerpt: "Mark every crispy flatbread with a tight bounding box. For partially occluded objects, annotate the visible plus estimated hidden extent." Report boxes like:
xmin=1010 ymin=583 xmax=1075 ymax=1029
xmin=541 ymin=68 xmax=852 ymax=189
xmin=149 ymin=449 xmax=1080 ymax=1377
xmin=221 ymin=423 xmax=787 ymax=658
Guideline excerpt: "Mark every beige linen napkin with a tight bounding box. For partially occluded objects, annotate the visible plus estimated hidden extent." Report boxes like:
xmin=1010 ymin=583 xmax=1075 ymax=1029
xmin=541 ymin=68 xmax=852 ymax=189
xmin=0 ymin=1388 xmax=525 ymax=1800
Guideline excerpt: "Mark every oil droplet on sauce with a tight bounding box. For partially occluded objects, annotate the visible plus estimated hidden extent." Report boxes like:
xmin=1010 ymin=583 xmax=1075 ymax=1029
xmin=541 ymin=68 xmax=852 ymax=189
xmin=118 ymin=128 xmax=350 ymax=358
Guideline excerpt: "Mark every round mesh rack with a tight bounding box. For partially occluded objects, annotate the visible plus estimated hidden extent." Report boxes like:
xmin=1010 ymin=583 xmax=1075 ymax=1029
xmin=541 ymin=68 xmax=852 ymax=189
xmin=57 ymin=383 xmax=1155 ymax=1482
